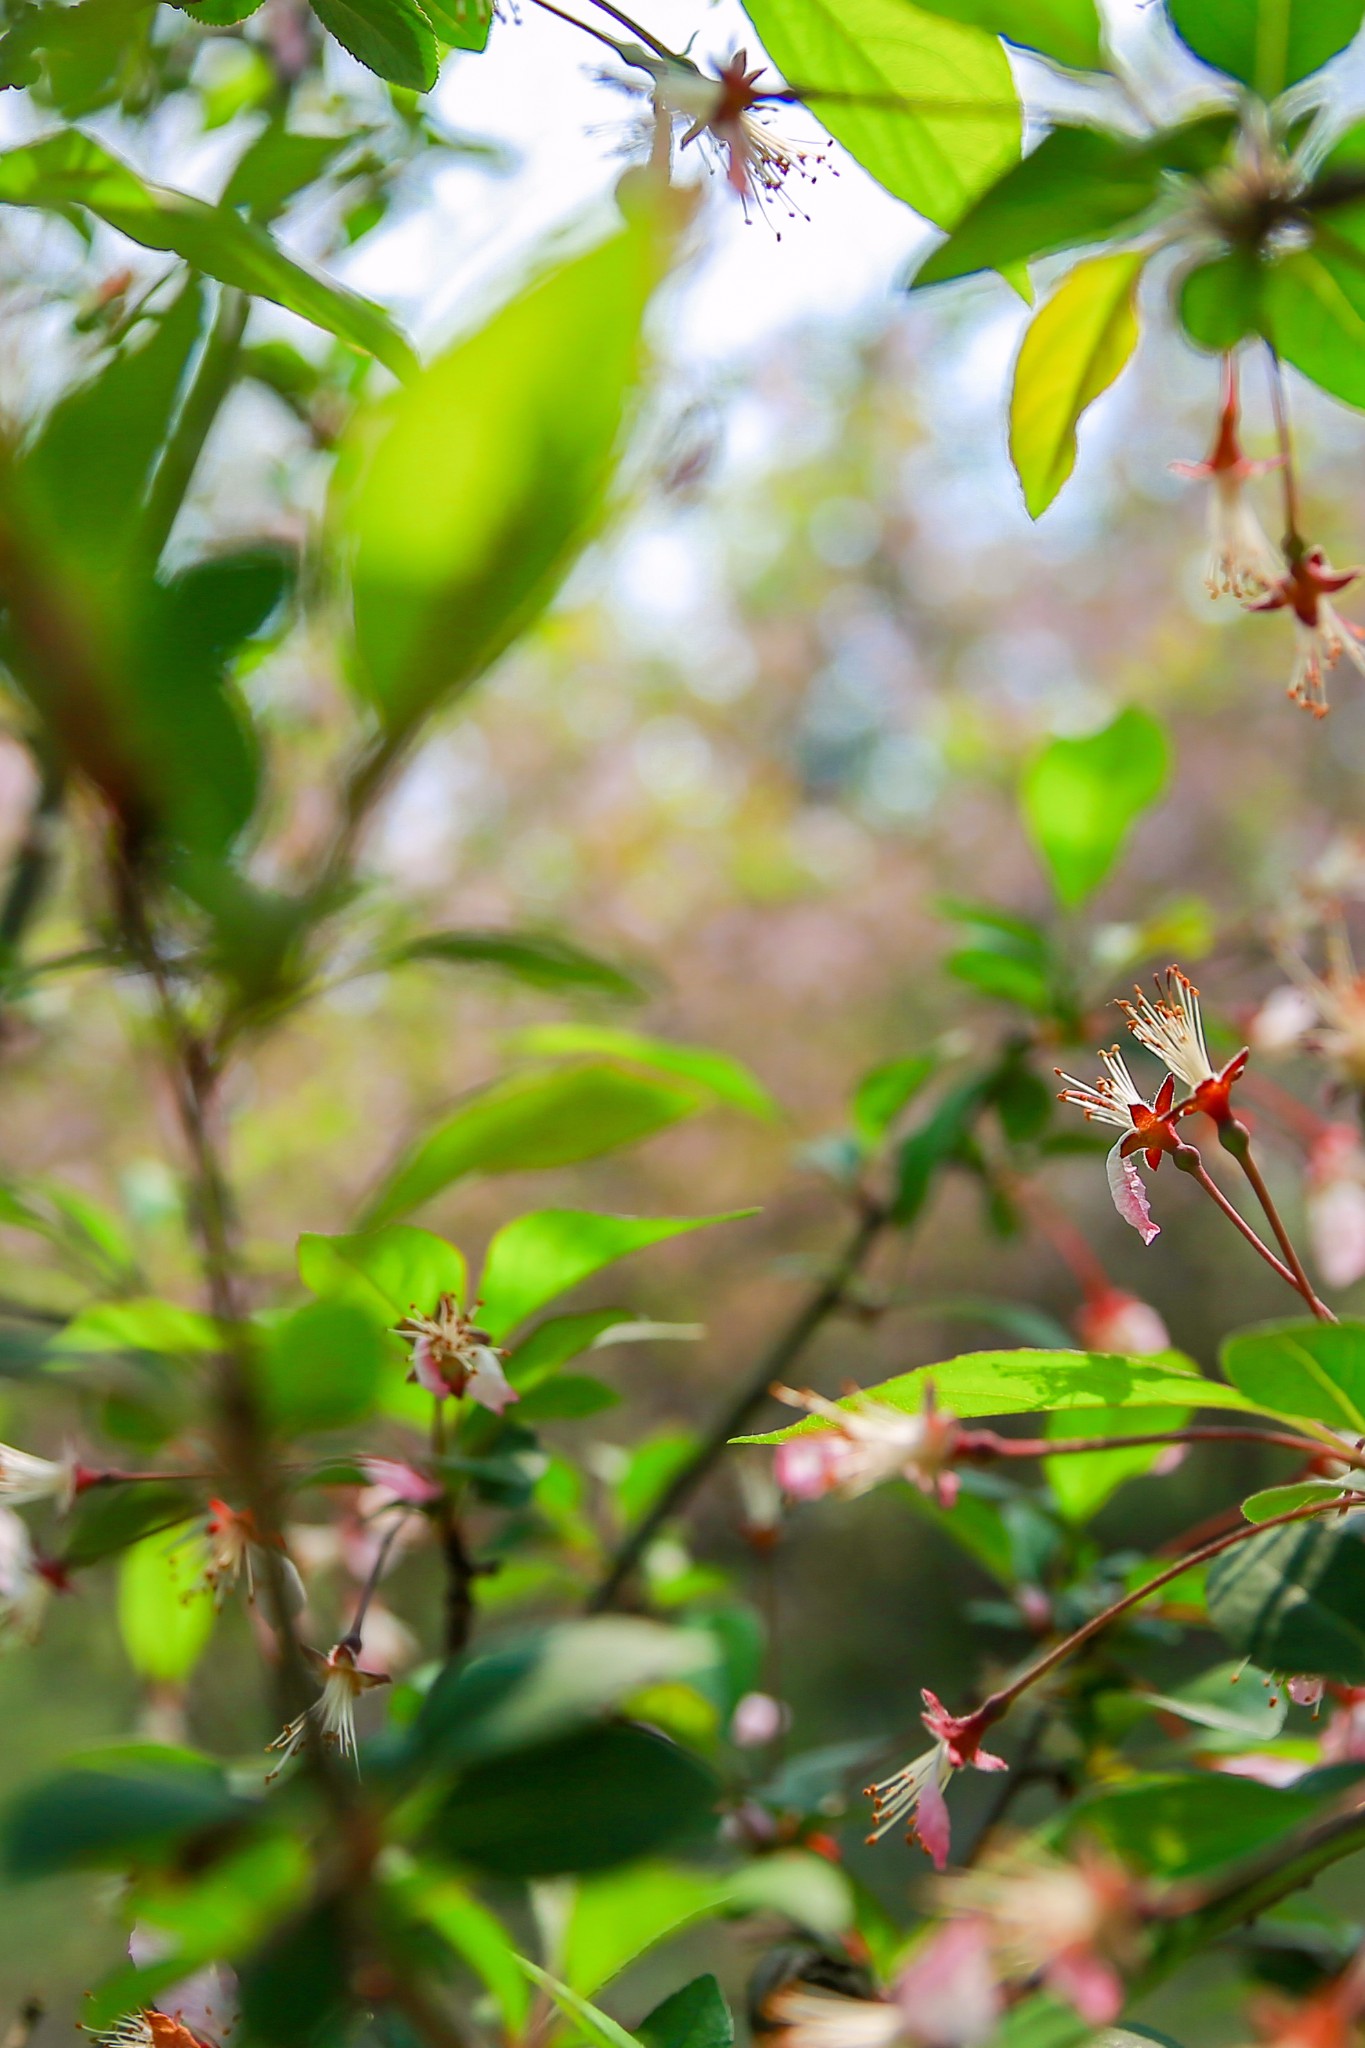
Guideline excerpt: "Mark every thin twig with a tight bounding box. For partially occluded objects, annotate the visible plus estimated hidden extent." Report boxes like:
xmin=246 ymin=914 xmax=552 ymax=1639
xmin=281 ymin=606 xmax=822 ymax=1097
xmin=588 ymin=1200 xmax=889 ymax=1611
xmin=1229 ymin=1134 xmax=1336 ymax=1322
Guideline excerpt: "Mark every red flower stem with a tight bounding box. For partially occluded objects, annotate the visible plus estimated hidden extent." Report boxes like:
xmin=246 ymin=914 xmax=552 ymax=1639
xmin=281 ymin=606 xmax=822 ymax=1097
xmin=1226 ymin=1130 xmax=1336 ymax=1323
xmin=1172 ymin=1145 xmax=1302 ymax=1293
xmin=963 ymin=1490 xmax=1365 ymax=1742
xmin=958 ymin=1424 xmax=1335 ymax=1463
xmin=1266 ymin=344 xmax=1303 ymax=551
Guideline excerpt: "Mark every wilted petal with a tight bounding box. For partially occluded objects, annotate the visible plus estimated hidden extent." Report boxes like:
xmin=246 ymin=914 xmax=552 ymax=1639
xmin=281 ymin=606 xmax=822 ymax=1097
xmin=1107 ymin=1142 xmax=1160 ymax=1246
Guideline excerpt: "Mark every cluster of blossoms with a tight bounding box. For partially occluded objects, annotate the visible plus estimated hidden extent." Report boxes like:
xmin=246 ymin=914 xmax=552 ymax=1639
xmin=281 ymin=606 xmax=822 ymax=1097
xmin=1176 ymin=363 xmax=1365 ymax=716
xmin=763 ymin=1841 xmax=1148 ymax=2047
xmin=1057 ymin=964 xmax=1248 ymax=1242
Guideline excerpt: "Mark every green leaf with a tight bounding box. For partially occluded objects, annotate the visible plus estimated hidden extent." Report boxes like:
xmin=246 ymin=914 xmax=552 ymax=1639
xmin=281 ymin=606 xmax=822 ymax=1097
xmin=393 ymin=928 xmax=645 ymax=1000
xmin=363 ymin=1065 xmax=708 ymax=1227
xmin=477 ymin=1208 xmax=753 ymax=1340
xmin=383 ymin=1865 xmax=531 ymax=2033
xmin=1058 ymin=1770 xmax=1326 ymax=1877
xmin=639 ymin=1977 xmax=733 ymax=2048
xmin=1044 ymin=1404 xmax=1191 ymax=1523
xmin=946 ymin=947 xmax=1053 ymax=1011
xmin=505 ymin=1309 xmax=631 ymax=1389
xmin=851 ymin=1055 xmax=938 ymax=1146
xmin=1242 ymin=1480 xmax=1350 ymax=1523
xmin=562 ymin=1864 xmax=727 ymax=1996
xmin=517 ymin=1960 xmax=644 ymax=2048
xmin=309 ymin=0 xmax=437 ymax=84
xmin=62 ymin=1480 xmax=199 ymax=1567
xmin=1136 ymin=1660 xmax=1286 ymax=1740
xmin=53 ymin=1297 xmax=219 ymax=1358
xmin=341 ymin=216 xmax=667 ymax=735
xmin=1009 ymin=249 xmax=1145 ymax=517
xmin=1168 ymin=0 xmax=1365 ymax=98
xmin=419 ymin=0 xmax=492 ymax=45
xmin=412 ymin=1616 xmax=717 ymax=1768
xmin=118 ymin=1532 xmax=217 ymax=1684
xmin=1222 ymin=1319 xmax=1365 ymax=1433
xmin=900 ymin=0 xmax=1101 ymax=67
xmin=1021 ymin=706 xmax=1168 ymax=907
xmin=0 ymin=130 xmax=416 ymax=377
xmin=297 ymin=1224 xmax=467 ymax=1325
xmin=894 ymin=1075 xmax=990 ymax=1223
xmin=515 ymin=1374 xmax=619 ymax=1420
xmin=237 ymin=1900 xmax=352 ymax=2048
xmin=737 ymin=0 xmax=1020 ymax=229
xmin=1208 ymin=1521 xmax=1365 ymax=1682
xmin=912 ymin=116 xmax=1233 ymax=286
xmin=256 ymin=1298 xmax=388 ymax=1432
xmin=428 ymin=1722 xmax=717 ymax=1876
xmin=3 ymin=1747 xmax=242 ymax=1876
xmin=222 ymin=126 xmax=352 ymax=223
xmin=1178 ymin=249 xmax=1264 ymax=351
xmin=511 ymin=1025 xmax=779 ymax=1121
xmin=1261 ymin=240 xmax=1365 ymax=411
xmin=739 ymin=1347 xmax=1260 ymax=1443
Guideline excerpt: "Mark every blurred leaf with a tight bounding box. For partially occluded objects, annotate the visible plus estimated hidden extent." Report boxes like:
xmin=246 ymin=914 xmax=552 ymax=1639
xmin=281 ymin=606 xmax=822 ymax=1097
xmin=512 ymin=1025 xmax=779 ymax=1122
xmin=639 ymin=1976 xmax=733 ymax=2048
xmin=478 ymin=1207 xmax=754 ymax=1341
xmin=562 ymin=1863 xmax=726 ymax=1995
xmin=341 ymin=216 xmax=668 ymax=735
xmin=383 ymin=1864 xmax=531 ymax=2031
xmin=946 ymin=947 xmax=1053 ymax=1011
xmin=428 ymin=1722 xmax=716 ymax=1875
xmin=851 ymin=1054 xmax=938 ymax=1146
xmin=118 ymin=1532 xmax=216 ymax=1684
xmin=1242 ymin=1480 xmax=1349 ymax=1522
xmin=518 ymin=1960 xmax=643 ymax=2048
xmin=506 ymin=1309 xmax=632 ymax=1389
xmin=0 ymin=130 xmax=415 ymax=376
xmin=515 ymin=1374 xmax=619 ymax=1420
xmin=1221 ymin=1319 xmax=1365 ymax=1432
xmin=1179 ymin=249 xmax=1264 ymax=350
xmin=1168 ymin=0 xmax=1365 ymax=96
xmin=1262 ymin=240 xmax=1365 ymax=411
xmin=238 ymin=1899 xmax=353 ymax=2048
xmin=364 ymin=1065 xmax=707 ymax=1228
xmin=1208 ymin=1521 xmax=1365 ymax=1682
xmin=912 ymin=117 xmax=1233 ymax=286
xmin=1045 ymin=1404 xmax=1191 ymax=1523
xmin=614 ymin=1430 xmax=697 ymax=1523
xmin=309 ymin=0 xmax=437 ymax=87
xmin=1021 ymin=706 xmax=1168 ymax=907
xmin=223 ymin=126 xmax=352 ymax=222
xmin=298 ymin=1224 xmax=467 ymax=1326
xmin=739 ymin=0 xmax=1019 ymax=228
xmin=1138 ymin=1660 xmax=1286 ymax=1740
xmin=420 ymin=0 xmax=492 ymax=44
xmin=721 ymin=1852 xmax=854 ymax=1936
xmin=1057 ymin=1770 xmax=1326 ymax=1876
xmin=256 ymin=1298 xmax=388 ymax=1432
xmin=1009 ymin=250 xmax=1145 ymax=517
xmin=54 ymin=1298 xmax=218 ymax=1358
xmin=62 ymin=1479 xmax=198 ymax=1566
xmin=739 ymin=1348 xmax=1260 ymax=1442
xmin=3 ymin=1746 xmax=242 ymax=1875
xmin=893 ymin=1075 xmax=989 ymax=1223
xmin=413 ymin=1616 xmax=717 ymax=1768
xmin=394 ymin=928 xmax=645 ymax=1000
xmin=901 ymin=0 xmax=1101 ymax=66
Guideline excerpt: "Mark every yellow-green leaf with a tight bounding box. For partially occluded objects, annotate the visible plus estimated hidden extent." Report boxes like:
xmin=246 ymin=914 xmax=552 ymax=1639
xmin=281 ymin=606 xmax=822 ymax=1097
xmin=1009 ymin=249 xmax=1146 ymax=517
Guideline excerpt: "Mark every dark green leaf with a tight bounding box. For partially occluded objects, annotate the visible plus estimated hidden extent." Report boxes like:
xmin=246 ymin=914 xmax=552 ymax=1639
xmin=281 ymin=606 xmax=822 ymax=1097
xmin=1207 ymin=1521 xmax=1365 ymax=1682
xmin=309 ymin=0 xmax=438 ymax=86
xmin=3 ymin=1747 xmax=241 ymax=1875
xmin=393 ymin=928 xmax=645 ymax=1000
xmin=514 ymin=1374 xmax=620 ymax=1420
xmin=1178 ymin=250 xmax=1264 ymax=350
xmin=1058 ymin=1770 xmax=1325 ymax=1876
xmin=893 ymin=1076 xmax=989 ymax=1223
xmin=61 ymin=1479 xmax=198 ymax=1567
xmin=639 ymin=1976 xmax=734 ymax=2048
xmin=428 ymin=1722 xmax=717 ymax=1876
xmin=223 ymin=126 xmax=352 ymax=222
xmin=1261 ymin=238 xmax=1365 ymax=410
xmin=912 ymin=117 xmax=1234 ymax=287
xmin=0 ymin=130 xmax=416 ymax=377
xmin=505 ymin=1310 xmax=629 ymax=1389
xmin=238 ymin=1901 xmax=353 ymax=2048
xmin=363 ymin=1065 xmax=708 ymax=1227
xmin=1168 ymin=0 xmax=1365 ymax=98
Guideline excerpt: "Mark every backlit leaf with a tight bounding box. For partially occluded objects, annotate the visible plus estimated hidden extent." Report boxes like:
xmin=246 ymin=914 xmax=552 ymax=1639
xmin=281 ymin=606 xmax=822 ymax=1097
xmin=1009 ymin=250 xmax=1145 ymax=517
xmin=477 ymin=1207 xmax=754 ymax=1340
xmin=1168 ymin=0 xmax=1365 ymax=98
xmin=1020 ymin=706 xmax=1168 ymax=907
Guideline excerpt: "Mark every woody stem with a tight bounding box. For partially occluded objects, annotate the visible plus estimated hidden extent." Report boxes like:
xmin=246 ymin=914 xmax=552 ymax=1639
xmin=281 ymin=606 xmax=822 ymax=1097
xmin=963 ymin=1489 xmax=1365 ymax=1741
xmin=1223 ymin=1125 xmax=1336 ymax=1323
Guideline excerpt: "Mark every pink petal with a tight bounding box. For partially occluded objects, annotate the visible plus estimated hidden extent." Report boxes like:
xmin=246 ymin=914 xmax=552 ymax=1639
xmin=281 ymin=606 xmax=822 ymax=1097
xmin=410 ymin=1335 xmax=451 ymax=1397
xmin=1045 ymin=1955 xmax=1123 ymax=2026
xmin=913 ymin=1769 xmax=952 ymax=1870
xmin=775 ymin=1436 xmax=839 ymax=1500
xmin=971 ymin=1746 xmax=1009 ymax=1774
xmin=359 ymin=1457 xmax=443 ymax=1506
xmin=466 ymin=1349 xmax=519 ymax=1415
xmin=893 ymin=1920 xmax=1001 ymax=2048
xmin=1106 ymin=1142 xmax=1160 ymax=1247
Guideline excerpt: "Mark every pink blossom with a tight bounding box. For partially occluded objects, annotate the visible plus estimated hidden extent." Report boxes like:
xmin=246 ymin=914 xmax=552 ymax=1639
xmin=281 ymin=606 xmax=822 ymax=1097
xmin=358 ymin=1457 xmax=443 ymax=1505
xmin=865 ymin=1691 xmax=1006 ymax=1867
xmin=1074 ymin=1287 xmax=1170 ymax=1356
xmin=890 ymin=1919 xmax=1001 ymax=2046
xmin=730 ymin=1690 xmax=787 ymax=1747
xmin=772 ymin=1380 xmax=962 ymax=1507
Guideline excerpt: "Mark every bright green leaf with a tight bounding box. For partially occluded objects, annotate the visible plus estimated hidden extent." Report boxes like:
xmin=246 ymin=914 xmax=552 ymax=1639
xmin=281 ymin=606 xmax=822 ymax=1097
xmin=363 ymin=1065 xmax=708 ymax=1227
xmin=1261 ymin=239 xmax=1365 ymax=411
xmin=384 ymin=1864 xmax=531 ymax=2033
xmin=297 ymin=1224 xmax=467 ymax=1324
xmin=851 ymin=1054 xmax=938 ymax=1146
xmin=1044 ymin=1403 xmax=1191 ymax=1523
xmin=255 ymin=1298 xmax=388 ymax=1432
xmin=512 ymin=1024 xmax=779 ymax=1121
xmin=0 ymin=130 xmax=415 ymax=377
xmin=118 ymin=1533 xmax=216 ymax=1685
xmin=1020 ymin=706 xmax=1168 ymax=907
xmin=1009 ymin=249 xmax=1145 ymax=517
xmin=1222 ymin=1320 xmax=1365 ymax=1434
xmin=478 ymin=1208 xmax=754 ymax=1341
xmin=1242 ymin=1480 xmax=1350 ymax=1523
xmin=739 ymin=0 xmax=1020 ymax=228
xmin=901 ymin=0 xmax=1101 ymax=67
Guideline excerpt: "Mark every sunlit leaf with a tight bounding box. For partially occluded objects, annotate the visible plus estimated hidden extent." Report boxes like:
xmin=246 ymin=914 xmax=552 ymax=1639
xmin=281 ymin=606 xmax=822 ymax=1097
xmin=1221 ymin=1319 xmax=1365 ymax=1434
xmin=1057 ymin=1769 xmax=1331 ymax=1877
xmin=512 ymin=1024 xmax=779 ymax=1121
xmin=1261 ymin=240 xmax=1365 ymax=411
xmin=118 ymin=1532 xmax=216 ymax=1684
xmin=255 ymin=1298 xmax=388 ymax=1432
xmin=1044 ymin=1403 xmax=1191 ymax=1523
xmin=738 ymin=0 xmax=1021 ymax=227
xmin=478 ymin=1208 xmax=755 ymax=1340
xmin=1009 ymin=250 xmax=1145 ymax=516
xmin=903 ymin=0 xmax=1101 ymax=67
xmin=297 ymin=1224 xmax=468 ymax=1324
xmin=1020 ymin=706 xmax=1168 ymax=907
